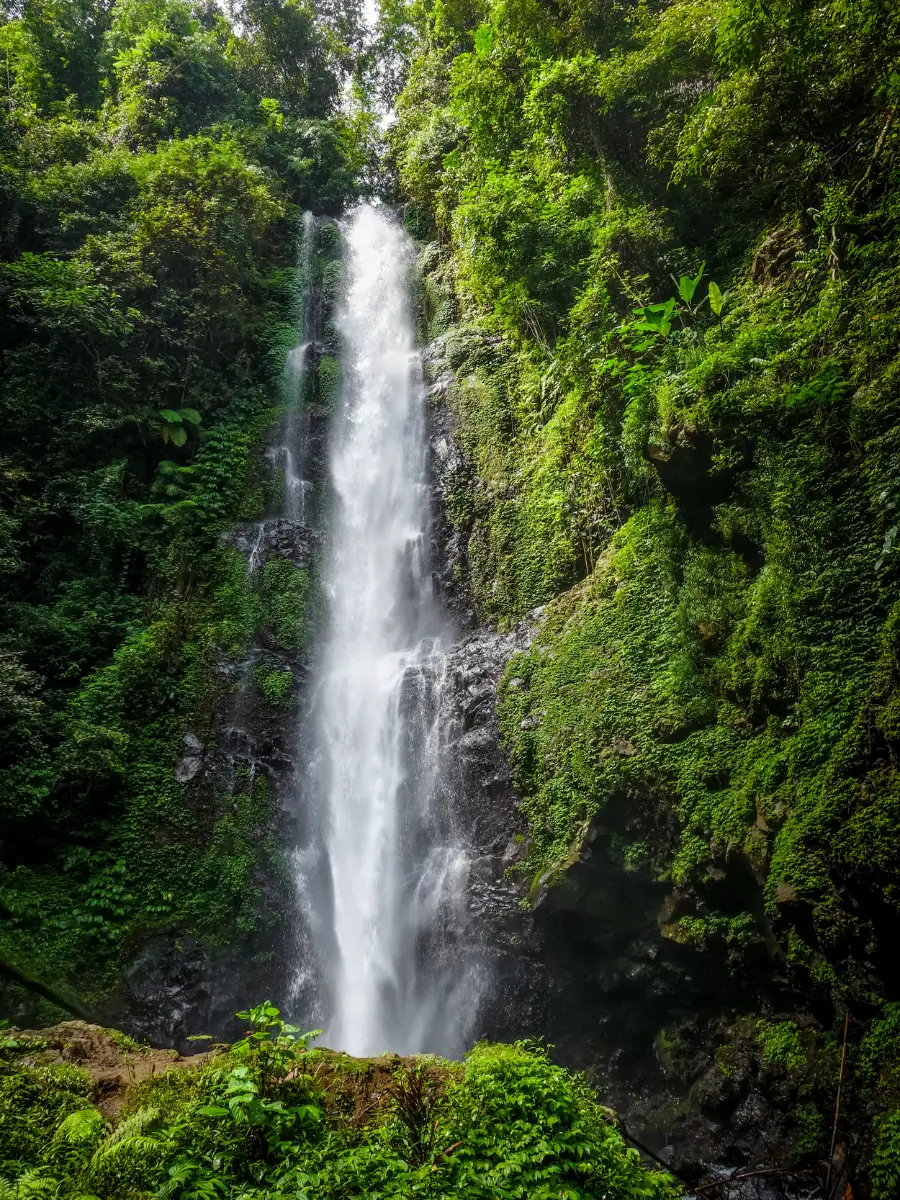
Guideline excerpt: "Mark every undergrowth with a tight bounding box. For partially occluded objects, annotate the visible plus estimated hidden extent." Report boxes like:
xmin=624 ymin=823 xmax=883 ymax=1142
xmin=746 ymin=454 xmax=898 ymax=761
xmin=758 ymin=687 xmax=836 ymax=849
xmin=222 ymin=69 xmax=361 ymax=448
xmin=0 ymin=1004 xmax=679 ymax=1200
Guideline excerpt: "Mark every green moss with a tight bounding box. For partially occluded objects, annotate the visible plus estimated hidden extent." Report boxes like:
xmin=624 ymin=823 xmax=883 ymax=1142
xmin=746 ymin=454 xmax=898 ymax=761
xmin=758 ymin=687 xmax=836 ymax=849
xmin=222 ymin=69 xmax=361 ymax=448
xmin=254 ymin=665 xmax=294 ymax=707
xmin=792 ymin=1101 xmax=823 ymax=1159
xmin=872 ymin=1110 xmax=900 ymax=1200
xmin=320 ymin=258 xmax=344 ymax=308
xmin=757 ymin=1021 xmax=809 ymax=1074
xmin=208 ymin=547 xmax=263 ymax=659
xmin=672 ymin=913 xmax=757 ymax=948
xmin=260 ymin=557 xmax=309 ymax=651
xmin=316 ymin=354 xmax=342 ymax=411
xmin=860 ymin=1003 xmax=900 ymax=1119
xmin=496 ymin=472 xmax=900 ymax=1000
xmin=399 ymin=31 xmax=900 ymax=1151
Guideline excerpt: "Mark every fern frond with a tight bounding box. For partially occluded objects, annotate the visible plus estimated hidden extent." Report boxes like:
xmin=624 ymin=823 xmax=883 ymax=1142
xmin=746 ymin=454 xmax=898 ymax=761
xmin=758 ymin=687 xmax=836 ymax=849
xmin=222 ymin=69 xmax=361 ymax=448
xmin=52 ymin=1107 xmax=106 ymax=1147
xmin=102 ymin=1106 xmax=161 ymax=1147
xmin=93 ymin=1134 xmax=161 ymax=1165
xmin=0 ymin=1172 xmax=60 ymax=1199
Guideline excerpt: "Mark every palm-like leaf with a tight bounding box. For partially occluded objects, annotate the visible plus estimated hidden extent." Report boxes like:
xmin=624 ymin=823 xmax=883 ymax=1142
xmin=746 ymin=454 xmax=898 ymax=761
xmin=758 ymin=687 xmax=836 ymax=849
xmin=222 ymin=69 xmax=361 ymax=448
xmin=93 ymin=1134 xmax=160 ymax=1165
xmin=86 ymin=1106 xmax=165 ymax=1184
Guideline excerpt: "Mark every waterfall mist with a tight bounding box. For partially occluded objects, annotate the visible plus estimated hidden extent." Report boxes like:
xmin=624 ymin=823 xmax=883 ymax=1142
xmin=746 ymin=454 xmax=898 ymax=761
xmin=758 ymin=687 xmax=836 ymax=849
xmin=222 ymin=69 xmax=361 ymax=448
xmin=295 ymin=204 xmax=482 ymax=1057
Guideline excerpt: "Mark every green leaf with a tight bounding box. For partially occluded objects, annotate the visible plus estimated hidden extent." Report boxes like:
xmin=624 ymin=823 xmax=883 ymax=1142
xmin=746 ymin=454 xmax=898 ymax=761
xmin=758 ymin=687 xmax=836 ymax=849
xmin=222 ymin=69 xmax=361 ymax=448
xmin=708 ymin=280 xmax=725 ymax=316
xmin=259 ymin=97 xmax=283 ymax=131
xmin=197 ymin=1106 xmax=229 ymax=1117
xmin=634 ymin=297 xmax=676 ymax=336
xmin=178 ymin=408 xmax=202 ymax=425
xmin=675 ymin=263 xmax=705 ymax=303
xmin=159 ymin=409 xmax=183 ymax=423
xmin=169 ymin=426 xmax=188 ymax=447
xmin=474 ymin=22 xmax=494 ymax=55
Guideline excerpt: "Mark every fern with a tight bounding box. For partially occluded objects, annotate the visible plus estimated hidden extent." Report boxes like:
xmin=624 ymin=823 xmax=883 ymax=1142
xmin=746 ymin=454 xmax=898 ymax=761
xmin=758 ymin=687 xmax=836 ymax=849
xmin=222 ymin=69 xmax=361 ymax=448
xmin=52 ymin=1107 xmax=106 ymax=1148
xmin=87 ymin=1107 xmax=166 ymax=1188
xmin=0 ymin=1171 xmax=60 ymax=1199
xmin=98 ymin=1105 xmax=160 ymax=1148
xmin=93 ymin=1134 xmax=161 ymax=1165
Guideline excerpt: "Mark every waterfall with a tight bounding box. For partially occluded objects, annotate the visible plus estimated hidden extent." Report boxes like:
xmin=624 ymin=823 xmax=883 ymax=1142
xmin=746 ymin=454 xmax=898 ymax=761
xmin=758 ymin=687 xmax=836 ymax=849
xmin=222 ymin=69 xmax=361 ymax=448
xmin=280 ymin=209 xmax=317 ymax=524
xmin=219 ymin=213 xmax=320 ymax=846
xmin=299 ymin=204 xmax=479 ymax=1057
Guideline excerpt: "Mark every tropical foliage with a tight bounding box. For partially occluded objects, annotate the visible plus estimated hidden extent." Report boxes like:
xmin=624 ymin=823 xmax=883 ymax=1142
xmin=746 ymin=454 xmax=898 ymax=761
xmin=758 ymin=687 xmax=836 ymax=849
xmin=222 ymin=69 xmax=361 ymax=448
xmin=0 ymin=0 xmax=365 ymax=1015
xmin=0 ymin=1005 xmax=678 ymax=1199
xmin=385 ymin=0 xmax=900 ymax=1187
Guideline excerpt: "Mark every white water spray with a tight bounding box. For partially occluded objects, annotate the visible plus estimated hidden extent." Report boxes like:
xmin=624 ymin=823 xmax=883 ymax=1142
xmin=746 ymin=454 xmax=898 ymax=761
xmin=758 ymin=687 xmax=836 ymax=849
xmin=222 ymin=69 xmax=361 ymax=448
xmin=303 ymin=205 xmax=477 ymax=1056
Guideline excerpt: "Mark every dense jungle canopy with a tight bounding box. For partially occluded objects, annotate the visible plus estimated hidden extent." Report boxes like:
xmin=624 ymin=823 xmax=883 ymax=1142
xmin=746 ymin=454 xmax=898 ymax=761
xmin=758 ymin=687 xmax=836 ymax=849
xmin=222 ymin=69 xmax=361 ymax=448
xmin=3 ymin=0 xmax=900 ymax=1196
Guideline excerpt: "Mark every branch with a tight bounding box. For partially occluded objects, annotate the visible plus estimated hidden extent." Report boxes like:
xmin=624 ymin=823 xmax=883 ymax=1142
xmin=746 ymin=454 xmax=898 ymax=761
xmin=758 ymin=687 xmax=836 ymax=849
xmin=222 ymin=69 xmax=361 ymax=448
xmin=825 ymin=1009 xmax=850 ymax=1199
xmin=615 ymin=1120 xmax=695 ymax=1183
xmin=851 ymin=108 xmax=896 ymax=197
xmin=694 ymin=1165 xmax=818 ymax=1195
xmin=0 ymin=958 xmax=94 ymax=1023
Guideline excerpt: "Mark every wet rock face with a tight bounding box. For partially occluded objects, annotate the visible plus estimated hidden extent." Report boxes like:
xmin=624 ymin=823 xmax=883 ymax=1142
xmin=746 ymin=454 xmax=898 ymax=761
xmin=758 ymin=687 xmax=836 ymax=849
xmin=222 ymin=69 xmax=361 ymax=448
xmin=436 ymin=625 xmax=548 ymax=1040
xmin=432 ymin=636 xmax=765 ymax=1158
xmin=224 ymin=517 xmax=318 ymax=573
xmin=425 ymin=343 xmax=478 ymax=628
xmin=441 ymin=627 xmax=527 ymax=854
xmin=115 ymin=430 xmax=319 ymax=1048
xmin=524 ymin=850 xmax=766 ymax=1160
xmin=422 ymin=340 xmax=803 ymax=1175
xmin=112 ymin=932 xmax=260 ymax=1049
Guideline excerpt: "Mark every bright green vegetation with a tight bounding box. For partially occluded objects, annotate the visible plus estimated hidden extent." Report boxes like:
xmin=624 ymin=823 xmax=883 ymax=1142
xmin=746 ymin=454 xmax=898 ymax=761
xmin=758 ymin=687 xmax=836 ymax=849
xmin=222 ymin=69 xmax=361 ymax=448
xmin=0 ymin=1004 xmax=678 ymax=1199
xmin=262 ymin=558 xmax=311 ymax=651
xmin=393 ymin=0 xmax=900 ymax=950
xmin=255 ymin=664 xmax=295 ymax=707
xmin=387 ymin=0 xmax=900 ymax=1181
xmin=0 ymin=0 xmax=368 ymax=1014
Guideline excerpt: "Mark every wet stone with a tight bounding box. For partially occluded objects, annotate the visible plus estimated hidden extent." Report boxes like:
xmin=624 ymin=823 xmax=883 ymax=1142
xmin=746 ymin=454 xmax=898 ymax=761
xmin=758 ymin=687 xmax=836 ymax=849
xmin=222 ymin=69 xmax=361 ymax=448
xmin=175 ymin=755 xmax=203 ymax=783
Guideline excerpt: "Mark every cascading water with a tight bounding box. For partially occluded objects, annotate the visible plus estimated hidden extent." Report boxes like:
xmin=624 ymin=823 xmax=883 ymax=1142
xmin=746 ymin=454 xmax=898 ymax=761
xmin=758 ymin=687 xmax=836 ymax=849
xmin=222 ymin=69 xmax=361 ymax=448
xmin=298 ymin=204 xmax=481 ymax=1057
xmin=218 ymin=212 xmax=321 ymax=834
xmin=280 ymin=209 xmax=317 ymax=525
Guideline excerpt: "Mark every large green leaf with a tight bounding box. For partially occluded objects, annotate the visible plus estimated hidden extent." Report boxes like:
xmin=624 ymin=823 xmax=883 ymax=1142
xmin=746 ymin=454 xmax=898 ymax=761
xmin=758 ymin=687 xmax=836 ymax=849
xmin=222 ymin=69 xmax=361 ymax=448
xmin=674 ymin=262 xmax=705 ymax=304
